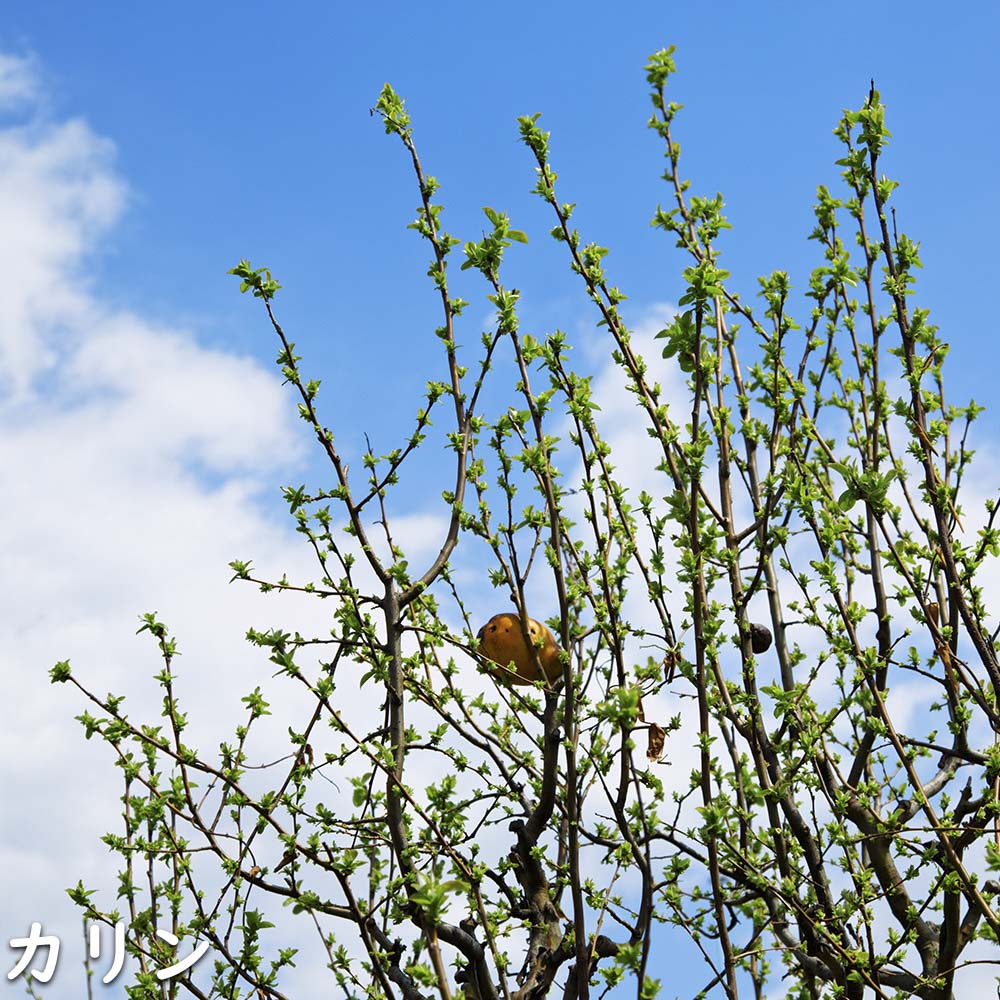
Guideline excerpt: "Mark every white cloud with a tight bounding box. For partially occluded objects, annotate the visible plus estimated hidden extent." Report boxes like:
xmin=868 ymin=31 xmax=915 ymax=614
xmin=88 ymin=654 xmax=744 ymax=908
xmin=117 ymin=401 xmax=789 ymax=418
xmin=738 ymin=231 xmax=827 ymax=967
xmin=0 ymin=59 xmax=337 ymax=999
xmin=586 ymin=303 xmax=681 ymax=501
xmin=0 ymin=53 xmax=40 ymax=110
xmin=0 ymin=112 xmax=123 ymax=399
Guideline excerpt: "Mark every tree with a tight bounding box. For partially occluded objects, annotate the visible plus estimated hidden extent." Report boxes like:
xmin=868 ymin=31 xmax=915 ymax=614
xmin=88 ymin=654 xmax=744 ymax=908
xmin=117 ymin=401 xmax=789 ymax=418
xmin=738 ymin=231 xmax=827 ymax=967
xmin=53 ymin=46 xmax=1000 ymax=1000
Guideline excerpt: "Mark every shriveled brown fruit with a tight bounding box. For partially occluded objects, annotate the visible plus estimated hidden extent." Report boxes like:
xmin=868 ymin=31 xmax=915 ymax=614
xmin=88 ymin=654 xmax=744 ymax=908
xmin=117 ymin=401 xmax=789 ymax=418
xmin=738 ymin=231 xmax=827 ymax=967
xmin=749 ymin=622 xmax=773 ymax=654
xmin=476 ymin=612 xmax=562 ymax=686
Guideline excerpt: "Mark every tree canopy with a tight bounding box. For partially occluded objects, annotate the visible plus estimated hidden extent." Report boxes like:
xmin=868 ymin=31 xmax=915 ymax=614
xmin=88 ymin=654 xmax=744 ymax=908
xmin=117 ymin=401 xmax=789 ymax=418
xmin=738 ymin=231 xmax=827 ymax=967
xmin=54 ymin=46 xmax=1000 ymax=1000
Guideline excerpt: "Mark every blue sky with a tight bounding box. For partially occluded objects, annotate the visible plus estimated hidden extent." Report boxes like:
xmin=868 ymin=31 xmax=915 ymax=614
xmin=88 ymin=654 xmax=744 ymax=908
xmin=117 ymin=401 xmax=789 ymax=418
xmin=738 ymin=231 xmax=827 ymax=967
xmin=7 ymin=2 xmax=999 ymax=437
xmin=2 ymin=2 xmax=999 ymax=998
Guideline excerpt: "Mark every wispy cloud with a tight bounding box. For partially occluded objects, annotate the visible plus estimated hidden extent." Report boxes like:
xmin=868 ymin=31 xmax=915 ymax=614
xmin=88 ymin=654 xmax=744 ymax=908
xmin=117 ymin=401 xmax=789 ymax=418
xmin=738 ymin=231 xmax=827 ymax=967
xmin=0 ymin=112 xmax=123 ymax=398
xmin=0 ymin=52 xmax=40 ymax=110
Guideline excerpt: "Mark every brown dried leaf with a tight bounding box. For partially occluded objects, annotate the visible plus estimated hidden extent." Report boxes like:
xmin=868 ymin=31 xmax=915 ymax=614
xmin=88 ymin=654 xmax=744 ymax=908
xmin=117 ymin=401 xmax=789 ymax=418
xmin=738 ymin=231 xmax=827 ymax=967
xmin=664 ymin=649 xmax=677 ymax=683
xmin=647 ymin=722 xmax=666 ymax=762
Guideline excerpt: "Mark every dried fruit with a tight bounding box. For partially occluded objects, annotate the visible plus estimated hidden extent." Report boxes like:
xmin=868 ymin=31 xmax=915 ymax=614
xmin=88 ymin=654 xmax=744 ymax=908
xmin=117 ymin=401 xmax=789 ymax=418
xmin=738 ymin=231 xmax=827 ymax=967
xmin=750 ymin=623 xmax=772 ymax=654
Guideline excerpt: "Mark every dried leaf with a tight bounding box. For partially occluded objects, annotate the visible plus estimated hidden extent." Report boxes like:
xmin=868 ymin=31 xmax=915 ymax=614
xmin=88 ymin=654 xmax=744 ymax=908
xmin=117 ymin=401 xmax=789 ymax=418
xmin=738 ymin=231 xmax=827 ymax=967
xmin=647 ymin=723 xmax=665 ymax=762
xmin=663 ymin=649 xmax=677 ymax=682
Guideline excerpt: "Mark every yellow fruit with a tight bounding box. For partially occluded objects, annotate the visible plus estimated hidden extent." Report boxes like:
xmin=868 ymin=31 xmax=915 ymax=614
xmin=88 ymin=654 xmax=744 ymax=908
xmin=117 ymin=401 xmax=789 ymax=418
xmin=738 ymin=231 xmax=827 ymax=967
xmin=476 ymin=612 xmax=562 ymax=686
